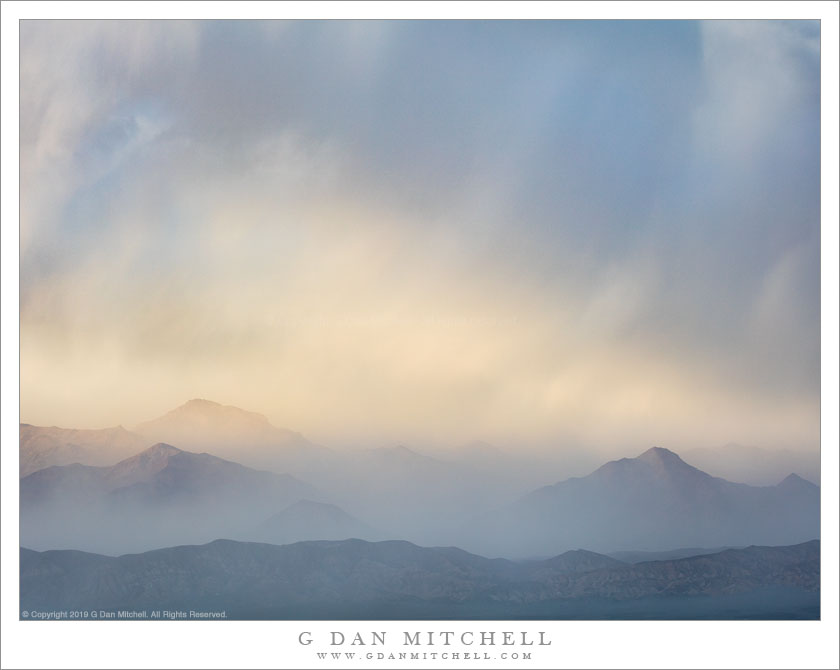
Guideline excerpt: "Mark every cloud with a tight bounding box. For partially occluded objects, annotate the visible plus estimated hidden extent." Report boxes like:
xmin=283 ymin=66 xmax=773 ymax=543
xmin=693 ymin=20 xmax=819 ymax=167
xmin=19 ymin=21 xmax=820 ymax=454
xmin=19 ymin=21 xmax=199 ymax=252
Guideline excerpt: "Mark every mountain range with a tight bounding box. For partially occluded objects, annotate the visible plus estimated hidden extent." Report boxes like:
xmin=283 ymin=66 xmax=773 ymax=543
xmin=21 ymin=399 xmax=331 ymax=479
xmin=19 ymin=538 xmax=820 ymax=619
xmin=461 ymin=447 xmax=819 ymax=558
xmin=20 ymin=443 xmax=317 ymax=554
xmin=19 ymin=400 xmax=820 ymax=560
xmin=135 ymin=399 xmax=332 ymax=475
xmin=19 ymin=423 xmax=149 ymax=477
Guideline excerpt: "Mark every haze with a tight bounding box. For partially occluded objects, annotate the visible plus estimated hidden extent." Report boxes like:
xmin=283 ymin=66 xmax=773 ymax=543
xmin=20 ymin=20 xmax=820 ymax=456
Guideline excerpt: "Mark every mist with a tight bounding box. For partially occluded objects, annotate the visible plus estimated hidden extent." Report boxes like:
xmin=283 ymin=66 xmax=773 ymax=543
xmin=19 ymin=400 xmax=819 ymax=559
xmin=19 ymin=20 xmax=820 ymax=456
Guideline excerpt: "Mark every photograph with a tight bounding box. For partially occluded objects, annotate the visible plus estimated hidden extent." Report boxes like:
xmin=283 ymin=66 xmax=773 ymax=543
xmin=3 ymin=6 xmax=838 ymax=670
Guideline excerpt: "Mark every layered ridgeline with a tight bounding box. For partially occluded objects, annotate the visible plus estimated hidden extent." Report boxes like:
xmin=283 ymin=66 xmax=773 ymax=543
xmin=19 ymin=424 xmax=150 ymax=477
xmin=20 ymin=401 xmax=819 ymax=558
xmin=20 ymin=400 xmax=331 ymax=479
xmin=135 ymin=400 xmax=560 ymax=542
xmin=134 ymin=399 xmax=332 ymax=476
xmin=461 ymin=447 xmax=819 ymax=558
xmin=20 ymin=539 xmax=819 ymax=619
xmin=20 ymin=444 xmax=318 ymax=554
xmin=20 ymin=400 xmax=559 ymax=547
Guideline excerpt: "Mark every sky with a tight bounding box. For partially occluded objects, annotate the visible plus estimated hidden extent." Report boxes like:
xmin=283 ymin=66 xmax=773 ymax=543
xmin=19 ymin=20 xmax=821 ymax=454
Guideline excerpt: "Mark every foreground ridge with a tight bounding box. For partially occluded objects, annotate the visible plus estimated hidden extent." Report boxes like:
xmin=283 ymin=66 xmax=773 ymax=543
xmin=20 ymin=538 xmax=819 ymax=620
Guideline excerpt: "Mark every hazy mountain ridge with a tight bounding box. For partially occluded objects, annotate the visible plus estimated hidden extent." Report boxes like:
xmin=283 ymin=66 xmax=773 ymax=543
xmin=462 ymin=447 xmax=819 ymax=558
xmin=19 ymin=539 xmax=819 ymax=619
xmin=526 ymin=549 xmax=626 ymax=576
xmin=20 ymin=443 xmax=320 ymax=555
xmin=683 ymin=443 xmax=819 ymax=486
xmin=19 ymin=401 xmax=820 ymax=559
xmin=136 ymin=399 xmax=292 ymax=445
xmin=19 ymin=424 xmax=150 ymax=477
xmin=21 ymin=443 xmax=313 ymax=504
xmin=20 ymin=401 xmax=585 ymax=550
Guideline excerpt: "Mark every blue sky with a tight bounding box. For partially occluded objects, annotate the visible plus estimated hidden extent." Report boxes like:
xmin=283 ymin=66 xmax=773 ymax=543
xmin=19 ymin=20 xmax=820 ymax=453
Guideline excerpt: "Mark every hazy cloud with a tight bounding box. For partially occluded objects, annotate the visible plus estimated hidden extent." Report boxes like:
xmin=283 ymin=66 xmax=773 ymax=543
xmin=19 ymin=20 xmax=820 ymax=455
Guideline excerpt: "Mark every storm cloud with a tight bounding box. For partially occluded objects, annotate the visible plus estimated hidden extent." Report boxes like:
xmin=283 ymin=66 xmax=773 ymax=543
xmin=19 ymin=20 xmax=820 ymax=454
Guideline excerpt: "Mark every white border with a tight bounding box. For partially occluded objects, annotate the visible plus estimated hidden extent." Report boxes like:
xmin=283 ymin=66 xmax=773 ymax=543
xmin=2 ymin=3 xmax=838 ymax=669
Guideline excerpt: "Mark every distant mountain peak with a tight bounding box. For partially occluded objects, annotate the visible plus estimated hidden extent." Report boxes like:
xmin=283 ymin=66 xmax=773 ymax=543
xmin=554 ymin=548 xmax=611 ymax=561
xmin=638 ymin=446 xmax=681 ymax=461
xmin=135 ymin=400 xmax=283 ymax=444
xmin=144 ymin=442 xmax=181 ymax=455
xmin=257 ymin=499 xmax=380 ymax=544
xmin=18 ymin=423 xmax=150 ymax=477
xmin=110 ymin=443 xmax=182 ymax=474
xmin=129 ymin=399 xmax=323 ymax=470
xmin=534 ymin=548 xmax=626 ymax=574
xmin=636 ymin=446 xmax=692 ymax=472
xmin=585 ymin=446 xmax=707 ymax=486
xmin=781 ymin=473 xmax=806 ymax=482
xmin=186 ymin=398 xmax=220 ymax=407
xmin=167 ymin=398 xmax=271 ymax=423
xmin=778 ymin=473 xmax=818 ymax=489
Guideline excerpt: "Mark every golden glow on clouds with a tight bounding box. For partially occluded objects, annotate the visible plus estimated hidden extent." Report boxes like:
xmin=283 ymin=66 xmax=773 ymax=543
xmin=19 ymin=21 xmax=820 ymax=454
xmin=20 ymin=191 xmax=818 ymax=453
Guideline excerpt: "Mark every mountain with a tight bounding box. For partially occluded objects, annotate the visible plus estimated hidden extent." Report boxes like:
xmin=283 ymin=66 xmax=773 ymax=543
xmin=19 ymin=539 xmax=819 ymax=620
xmin=134 ymin=399 xmax=330 ymax=476
xmin=683 ymin=443 xmax=819 ymax=486
xmin=136 ymin=405 xmax=529 ymax=542
xmin=19 ymin=423 xmax=149 ymax=477
xmin=776 ymin=472 xmax=818 ymax=492
xmin=461 ymin=447 xmax=820 ymax=558
xmin=526 ymin=549 xmax=626 ymax=575
xmin=21 ymin=442 xmax=314 ymax=505
xmin=253 ymin=500 xmax=385 ymax=545
xmin=136 ymin=399 xmax=287 ymax=446
xmin=21 ymin=405 xmax=565 ymax=549
xmin=20 ymin=443 xmax=318 ymax=555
